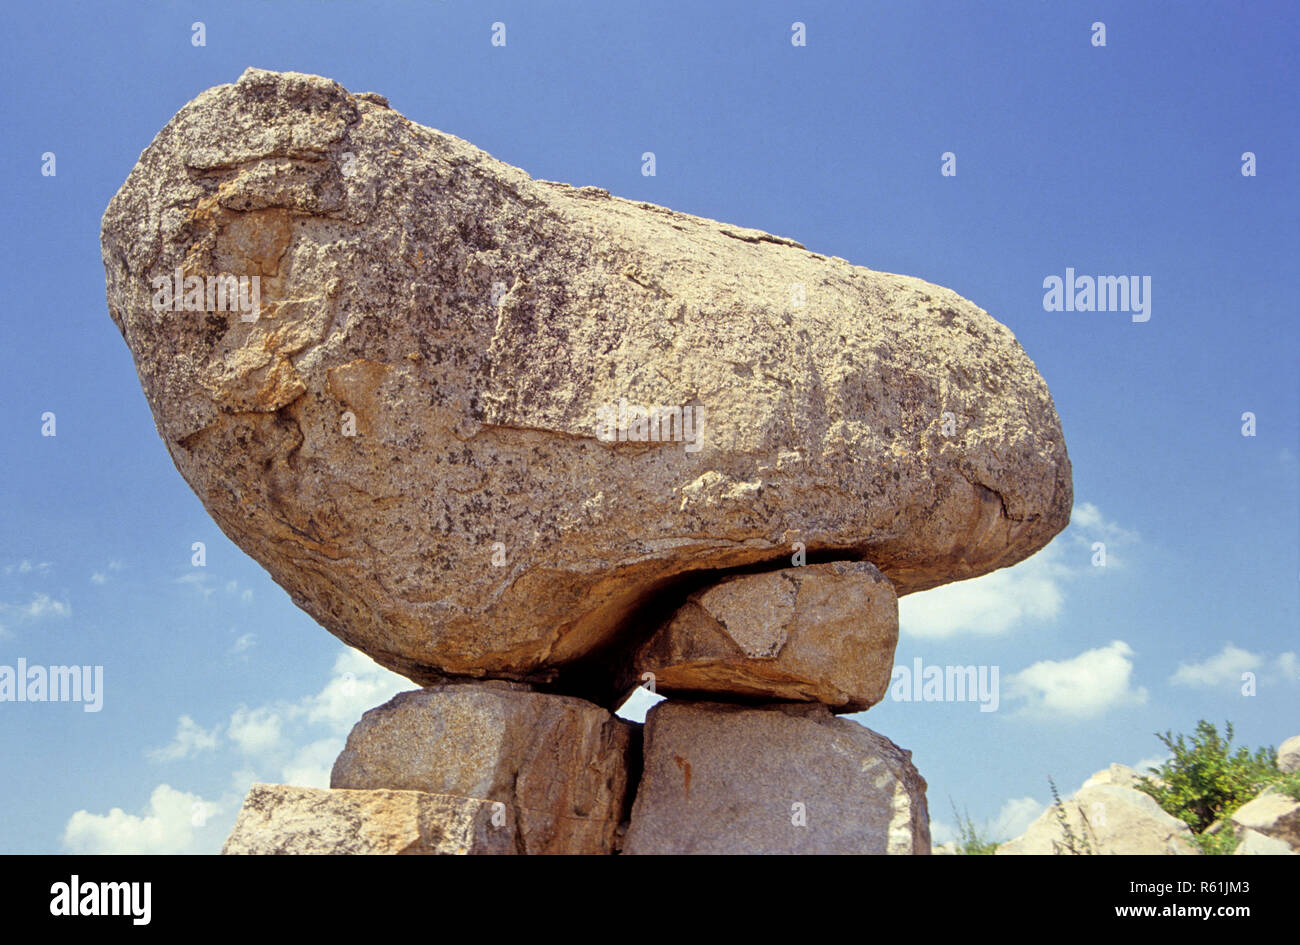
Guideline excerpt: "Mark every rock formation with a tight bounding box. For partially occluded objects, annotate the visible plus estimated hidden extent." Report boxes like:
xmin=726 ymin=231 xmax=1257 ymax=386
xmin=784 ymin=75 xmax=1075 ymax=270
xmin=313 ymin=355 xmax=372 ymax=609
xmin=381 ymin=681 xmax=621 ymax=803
xmin=222 ymin=784 xmax=517 ymax=855
xmin=1277 ymin=734 xmax=1300 ymax=774
xmin=996 ymin=764 xmax=1200 ymax=856
xmin=630 ymin=562 xmax=897 ymax=712
xmin=622 ymin=701 xmax=929 ymax=854
xmin=992 ymin=750 xmax=1300 ymax=856
xmin=102 ymin=69 xmax=1073 ymax=854
xmin=329 ymin=682 xmax=633 ymax=854
xmin=1228 ymin=786 xmax=1300 ymax=855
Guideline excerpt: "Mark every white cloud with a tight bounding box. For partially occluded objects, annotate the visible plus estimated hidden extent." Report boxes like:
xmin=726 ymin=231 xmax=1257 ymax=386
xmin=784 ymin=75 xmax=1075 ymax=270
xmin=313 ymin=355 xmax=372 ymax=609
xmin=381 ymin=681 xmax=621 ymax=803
xmin=227 ymin=650 xmax=409 ymax=786
xmin=229 ymin=632 xmax=256 ymax=655
xmin=91 ymin=560 xmax=124 ymax=585
xmin=17 ymin=593 xmax=70 ymax=619
xmin=305 ymin=648 xmax=410 ymax=730
xmin=5 ymin=560 xmax=51 ymax=576
xmin=900 ymin=542 xmax=1065 ymax=638
xmin=62 ymin=784 xmax=223 ymax=854
xmin=989 ymin=796 xmax=1045 ymax=841
xmin=175 ymin=573 xmax=254 ymax=603
xmin=1069 ymin=502 xmax=1141 ymax=547
xmin=931 ymin=796 xmax=1045 ymax=847
xmin=929 ymin=818 xmax=956 ymax=845
xmin=1170 ymin=643 xmax=1261 ymax=688
xmin=280 ymin=738 xmax=344 ymax=789
xmin=1069 ymin=502 xmax=1104 ymax=531
xmin=1169 ymin=644 xmax=1299 ymax=688
xmin=148 ymin=715 xmax=221 ymax=762
xmin=174 ymin=572 xmax=214 ymax=598
xmin=1132 ymin=755 xmax=1169 ymax=778
xmin=222 ymin=649 xmax=410 ymax=780
xmin=62 ymin=647 xmax=412 ymax=853
xmin=224 ymin=580 xmax=254 ymax=603
xmin=899 ymin=501 xmax=1137 ymax=640
xmin=227 ymin=705 xmax=286 ymax=757
xmin=1275 ymin=652 xmax=1299 ymax=683
xmin=1008 ymin=640 xmax=1148 ymax=719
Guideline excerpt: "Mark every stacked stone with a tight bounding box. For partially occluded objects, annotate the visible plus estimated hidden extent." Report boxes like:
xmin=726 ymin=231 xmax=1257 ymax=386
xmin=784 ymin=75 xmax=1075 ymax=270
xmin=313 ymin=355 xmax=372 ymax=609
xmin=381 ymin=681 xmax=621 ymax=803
xmin=223 ymin=563 xmax=923 ymax=855
xmin=100 ymin=69 xmax=1073 ymax=855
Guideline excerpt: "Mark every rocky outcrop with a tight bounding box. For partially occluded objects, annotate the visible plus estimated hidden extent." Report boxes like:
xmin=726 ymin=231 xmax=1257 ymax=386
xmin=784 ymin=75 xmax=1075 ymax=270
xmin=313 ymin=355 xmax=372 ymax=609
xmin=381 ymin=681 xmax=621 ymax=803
xmin=631 ymin=562 xmax=897 ymax=711
xmin=1229 ymin=787 xmax=1300 ymax=851
xmin=103 ymin=70 xmax=1078 ymax=856
xmin=622 ymin=701 xmax=930 ymax=854
xmin=101 ymin=67 xmax=1071 ymax=690
xmin=1233 ymin=829 xmax=1296 ymax=855
xmin=1277 ymin=734 xmax=1300 ymax=774
xmin=330 ymin=682 xmax=633 ymax=854
xmin=997 ymin=765 xmax=1199 ymax=855
xmin=221 ymin=784 xmax=517 ymax=855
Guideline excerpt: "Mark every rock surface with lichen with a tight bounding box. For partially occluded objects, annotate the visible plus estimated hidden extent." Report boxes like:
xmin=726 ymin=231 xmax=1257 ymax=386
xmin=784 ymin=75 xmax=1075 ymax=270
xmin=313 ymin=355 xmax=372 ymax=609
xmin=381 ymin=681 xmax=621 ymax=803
xmin=102 ymin=67 xmax=1071 ymax=697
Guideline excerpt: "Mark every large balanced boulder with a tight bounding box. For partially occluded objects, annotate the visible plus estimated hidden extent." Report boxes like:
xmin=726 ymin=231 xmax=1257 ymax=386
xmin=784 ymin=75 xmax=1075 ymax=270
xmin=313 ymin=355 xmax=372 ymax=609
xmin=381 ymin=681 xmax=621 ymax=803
xmin=330 ymin=681 xmax=633 ymax=854
xmin=622 ymin=701 xmax=930 ymax=854
xmin=631 ymin=561 xmax=897 ymax=711
xmin=997 ymin=765 xmax=1199 ymax=855
xmin=101 ymin=67 xmax=1072 ymax=690
xmin=222 ymin=783 xmax=517 ymax=855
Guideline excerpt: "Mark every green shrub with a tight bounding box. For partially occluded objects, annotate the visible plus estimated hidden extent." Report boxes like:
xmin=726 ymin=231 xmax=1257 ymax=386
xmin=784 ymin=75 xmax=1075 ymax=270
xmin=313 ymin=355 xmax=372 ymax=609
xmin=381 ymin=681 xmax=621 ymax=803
xmin=1276 ymin=771 xmax=1300 ymax=802
xmin=1193 ymin=828 xmax=1241 ymax=856
xmin=1134 ymin=720 xmax=1278 ymax=838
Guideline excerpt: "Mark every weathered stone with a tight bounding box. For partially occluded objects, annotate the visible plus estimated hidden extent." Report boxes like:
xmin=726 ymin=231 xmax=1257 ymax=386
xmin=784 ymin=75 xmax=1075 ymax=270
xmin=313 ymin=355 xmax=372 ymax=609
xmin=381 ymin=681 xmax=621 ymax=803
xmin=1232 ymin=828 xmax=1296 ymax=855
xmin=622 ymin=700 xmax=929 ymax=854
xmin=997 ymin=770 xmax=1199 ymax=855
xmin=1229 ymin=787 xmax=1300 ymax=849
xmin=631 ymin=561 xmax=896 ymax=711
xmin=101 ymin=67 xmax=1072 ymax=689
xmin=221 ymin=783 xmax=516 ymax=855
xmin=330 ymin=681 xmax=632 ymax=854
xmin=1277 ymin=734 xmax=1300 ymax=774
xmin=1084 ymin=763 xmax=1158 ymax=791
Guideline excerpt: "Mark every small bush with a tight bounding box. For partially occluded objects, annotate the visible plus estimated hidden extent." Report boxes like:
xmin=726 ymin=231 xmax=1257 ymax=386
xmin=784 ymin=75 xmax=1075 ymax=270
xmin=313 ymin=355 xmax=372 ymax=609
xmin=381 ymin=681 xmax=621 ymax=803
xmin=1194 ymin=828 xmax=1241 ymax=856
xmin=1134 ymin=720 xmax=1279 ymax=847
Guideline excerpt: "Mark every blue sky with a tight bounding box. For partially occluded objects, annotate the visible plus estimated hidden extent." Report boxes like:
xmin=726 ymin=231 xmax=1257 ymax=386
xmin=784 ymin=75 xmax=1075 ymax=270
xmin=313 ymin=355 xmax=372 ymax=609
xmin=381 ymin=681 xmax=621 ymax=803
xmin=1 ymin=1 xmax=1296 ymax=852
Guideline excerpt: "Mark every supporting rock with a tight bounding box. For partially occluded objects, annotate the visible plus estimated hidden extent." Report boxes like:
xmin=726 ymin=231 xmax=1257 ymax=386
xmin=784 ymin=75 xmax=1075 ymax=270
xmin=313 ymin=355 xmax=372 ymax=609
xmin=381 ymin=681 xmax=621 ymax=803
xmin=330 ymin=681 xmax=634 ymax=854
xmin=622 ymin=700 xmax=930 ymax=854
xmin=632 ymin=561 xmax=897 ymax=712
xmin=222 ymin=784 xmax=517 ymax=855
